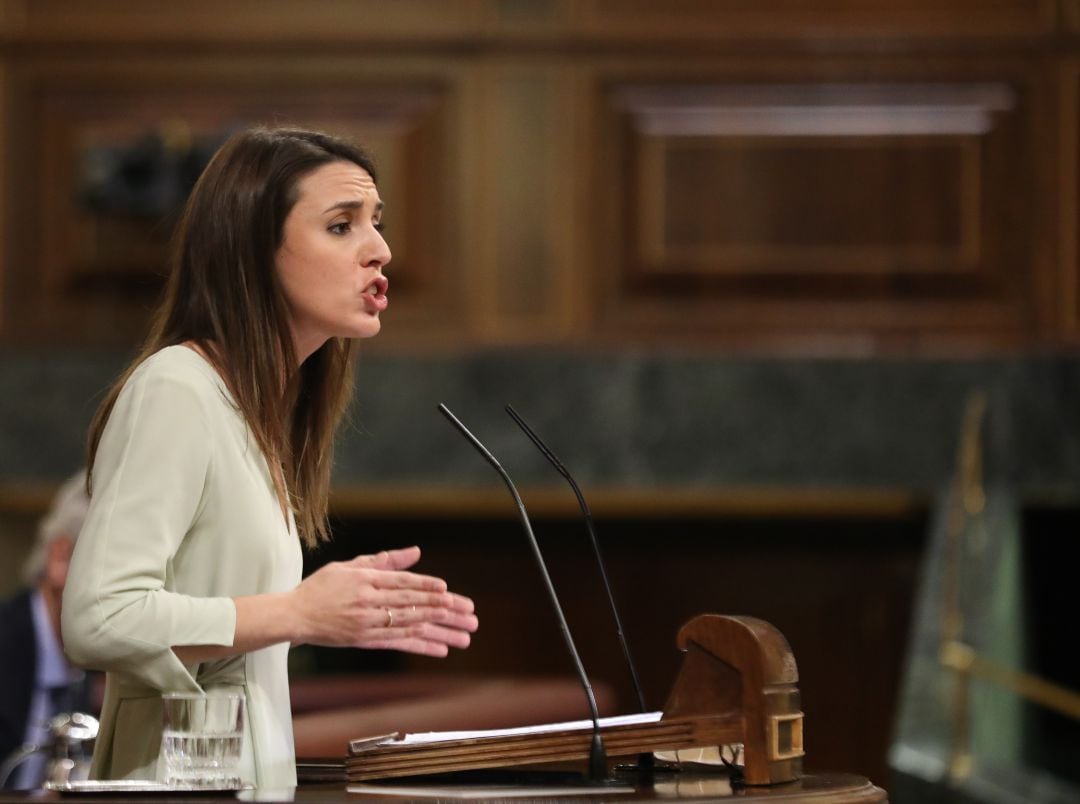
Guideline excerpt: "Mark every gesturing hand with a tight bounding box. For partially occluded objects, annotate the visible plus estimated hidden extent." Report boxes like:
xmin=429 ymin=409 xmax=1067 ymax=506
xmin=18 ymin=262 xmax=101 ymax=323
xmin=290 ymin=546 xmax=478 ymax=657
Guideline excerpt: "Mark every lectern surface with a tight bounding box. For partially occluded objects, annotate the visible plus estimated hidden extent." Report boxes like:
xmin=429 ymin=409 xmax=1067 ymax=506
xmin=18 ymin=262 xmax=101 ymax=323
xmin=0 ymin=773 xmax=886 ymax=803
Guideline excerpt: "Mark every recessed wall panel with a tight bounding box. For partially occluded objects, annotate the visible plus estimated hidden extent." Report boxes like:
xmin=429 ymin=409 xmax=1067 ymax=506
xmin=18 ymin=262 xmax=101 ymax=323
xmin=595 ymin=79 xmax=1040 ymax=346
xmin=3 ymin=62 xmax=462 ymax=346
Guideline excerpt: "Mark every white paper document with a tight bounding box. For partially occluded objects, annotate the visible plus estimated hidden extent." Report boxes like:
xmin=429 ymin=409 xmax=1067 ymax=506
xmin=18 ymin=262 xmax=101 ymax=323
xmin=346 ymin=782 xmax=634 ymax=798
xmin=389 ymin=711 xmax=664 ymax=747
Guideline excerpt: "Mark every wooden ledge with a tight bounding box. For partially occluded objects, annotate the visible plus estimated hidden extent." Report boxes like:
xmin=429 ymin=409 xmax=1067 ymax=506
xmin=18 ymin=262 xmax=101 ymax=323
xmin=326 ymin=485 xmax=925 ymax=520
xmin=0 ymin=481 xmax=925 ymax=521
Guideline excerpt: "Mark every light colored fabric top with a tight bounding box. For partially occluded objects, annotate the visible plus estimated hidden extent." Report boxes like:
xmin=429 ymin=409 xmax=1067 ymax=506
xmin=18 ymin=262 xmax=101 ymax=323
xmin=62 ymin=345 xmax=302 ymax=788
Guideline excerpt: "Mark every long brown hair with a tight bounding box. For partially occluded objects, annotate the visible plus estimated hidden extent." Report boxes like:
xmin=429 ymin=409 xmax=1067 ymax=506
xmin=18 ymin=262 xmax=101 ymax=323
xmin=88 ymin=127 xmax=378 ymax=548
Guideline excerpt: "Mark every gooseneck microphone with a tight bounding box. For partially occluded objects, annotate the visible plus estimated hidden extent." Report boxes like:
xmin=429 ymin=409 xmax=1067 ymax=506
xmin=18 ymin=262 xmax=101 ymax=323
xmin=437 ymin=403 xmax=609 ymax=781
xmin=504 ymin=404 xmax=649 ymax=715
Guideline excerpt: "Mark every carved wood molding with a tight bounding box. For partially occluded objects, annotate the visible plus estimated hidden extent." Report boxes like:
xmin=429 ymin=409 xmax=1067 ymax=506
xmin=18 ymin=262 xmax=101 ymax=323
xmin=576 ymin=0 xmax=1061 ymax=40
xmin=0 ymin=0 xmax=1065 ymax=46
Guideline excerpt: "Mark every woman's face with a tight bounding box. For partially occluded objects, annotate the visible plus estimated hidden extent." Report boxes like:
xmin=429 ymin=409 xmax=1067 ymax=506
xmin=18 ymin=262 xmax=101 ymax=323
xmin=276 ymin=160 xmax=392 ymax=362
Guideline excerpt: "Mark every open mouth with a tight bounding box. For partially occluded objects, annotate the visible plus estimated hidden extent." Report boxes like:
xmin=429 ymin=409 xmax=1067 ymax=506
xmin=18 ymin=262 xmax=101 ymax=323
xmin=362 ymin=275 xmax=389 ymax=312
xmin=364 ymin=275 xmax=389 ymax=299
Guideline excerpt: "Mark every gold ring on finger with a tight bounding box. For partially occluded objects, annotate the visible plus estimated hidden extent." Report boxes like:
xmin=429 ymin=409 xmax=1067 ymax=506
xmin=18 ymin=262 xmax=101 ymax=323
xmin=384 ymin=607 xmax=393 ymax=627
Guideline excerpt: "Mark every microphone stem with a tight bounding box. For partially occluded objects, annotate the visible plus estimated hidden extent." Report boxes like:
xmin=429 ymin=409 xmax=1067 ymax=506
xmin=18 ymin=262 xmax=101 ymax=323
xmin=500 ymin=478 xmax=610 ymax=780
xmin=437 ymin=405 xmax=609 ymax=780
xmin=580 ymin=507 xmax=648 ymax=714
xmin=578 ymin=498 xmax=653 ymax=776
xmin=502 ymin=404 xmax=655 ymax=777
xmin=502 ymin=477 xmax=605 ymax=728
xmin=504 ymin=404 xmax=649 ymax=715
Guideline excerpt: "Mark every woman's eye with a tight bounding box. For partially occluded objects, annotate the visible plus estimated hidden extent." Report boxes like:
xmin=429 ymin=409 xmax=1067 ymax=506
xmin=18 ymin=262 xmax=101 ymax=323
xmin=328 ymin=221 xmax=351 ymax=235
xmin=374 ymin=221 xmax=385 ymax=234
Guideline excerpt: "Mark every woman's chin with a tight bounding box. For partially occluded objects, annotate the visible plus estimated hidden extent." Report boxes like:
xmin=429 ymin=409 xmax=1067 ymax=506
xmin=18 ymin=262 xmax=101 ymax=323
xmin=347 ymin=317 xmax=382 ymax=340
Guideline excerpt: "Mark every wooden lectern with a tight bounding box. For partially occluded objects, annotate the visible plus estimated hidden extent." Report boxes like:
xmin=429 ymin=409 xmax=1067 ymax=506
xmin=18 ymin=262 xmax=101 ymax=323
xmin=346 ymin=614 xmax=805 ymax=785
xmin=663 ymin=614 xmax=804 ymax=785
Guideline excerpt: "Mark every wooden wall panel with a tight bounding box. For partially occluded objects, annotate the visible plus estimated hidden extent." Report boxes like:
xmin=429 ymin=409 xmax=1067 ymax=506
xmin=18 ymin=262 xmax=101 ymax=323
xmin=1062 ymin=0 xmax=1080 ymax=31
xmin=1061 ymin=60 xmax=1080 ymax=340
xmin=0 ymin=58 xmax=467 ymax=347
xmin=471 ymin=63 xmax=583 ymax=345
xmin=0 ymin=0 xmax=18 ymax=35
xmin=624 ymin=85 xmax=1001 ymax=275
xmin=0 ymin=0 xmax=485 ymax=43
xmin=0 ymin=1 xmax=1060 ymax=45
xmin=575 ymin=0 xmax=1059 ymax=40
xmin=0 ymin=61 xmax=5 ymax=332
xmin=0 ymin=1 xmax=1074 ymax=353
xmin=591 ymin=69 xmax=1053 ymax=350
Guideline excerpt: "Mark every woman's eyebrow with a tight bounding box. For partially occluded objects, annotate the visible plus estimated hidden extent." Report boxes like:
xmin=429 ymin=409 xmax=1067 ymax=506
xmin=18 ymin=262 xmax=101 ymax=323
xmin=322 ymin=200 xmax=385 ymax=215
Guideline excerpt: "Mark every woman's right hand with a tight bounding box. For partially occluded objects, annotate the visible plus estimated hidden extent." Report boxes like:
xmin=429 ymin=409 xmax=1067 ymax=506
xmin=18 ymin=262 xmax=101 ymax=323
xmin=289 ymin=546 xmax=478 ymax=657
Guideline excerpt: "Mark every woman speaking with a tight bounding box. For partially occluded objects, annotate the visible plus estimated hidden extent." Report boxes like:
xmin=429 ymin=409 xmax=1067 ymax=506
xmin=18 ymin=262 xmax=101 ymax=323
xmin=61 ymin=127 xmax=478 ymax=789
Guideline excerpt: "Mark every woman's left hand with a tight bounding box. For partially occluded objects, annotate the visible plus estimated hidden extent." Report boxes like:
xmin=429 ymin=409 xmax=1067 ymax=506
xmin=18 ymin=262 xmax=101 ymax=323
xmin=350 ymin=546 xmax=480 ymax=656
xmin=176 ymin=546 xmax=478 ymax=663
xmin=290 ymin=546 xmax=479 ymax=657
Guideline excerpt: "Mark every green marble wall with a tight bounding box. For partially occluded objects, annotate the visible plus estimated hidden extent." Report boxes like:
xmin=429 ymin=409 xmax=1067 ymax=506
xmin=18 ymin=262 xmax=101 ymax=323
xmin=2 ymin=350 xmax=1078 ymax=496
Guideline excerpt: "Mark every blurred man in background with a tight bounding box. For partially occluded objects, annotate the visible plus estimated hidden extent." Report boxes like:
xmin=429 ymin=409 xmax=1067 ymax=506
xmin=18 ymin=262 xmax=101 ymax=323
xmin=0 ymin=473 xmax=91 ymax=790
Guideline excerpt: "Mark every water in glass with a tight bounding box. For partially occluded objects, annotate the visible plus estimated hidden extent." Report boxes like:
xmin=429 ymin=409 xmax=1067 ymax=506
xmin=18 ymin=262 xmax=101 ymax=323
xmin=161 ymin=691 xmax=244 ymax=787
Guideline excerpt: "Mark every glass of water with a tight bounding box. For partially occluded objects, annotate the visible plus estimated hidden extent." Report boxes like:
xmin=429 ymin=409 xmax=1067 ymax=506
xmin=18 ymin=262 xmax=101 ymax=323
xmin=161 ymin=691 xmax=244 ymax=788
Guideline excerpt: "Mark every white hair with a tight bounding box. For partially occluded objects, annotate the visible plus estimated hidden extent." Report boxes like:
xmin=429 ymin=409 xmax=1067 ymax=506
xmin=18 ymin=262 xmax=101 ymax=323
xmin=21 ymin=472 xmax=90 ymax=585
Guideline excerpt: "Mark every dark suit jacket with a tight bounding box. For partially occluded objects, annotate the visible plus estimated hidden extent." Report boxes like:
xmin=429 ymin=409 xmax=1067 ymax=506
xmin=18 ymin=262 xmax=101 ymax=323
xmin=0 ymin=589 xmax=37 ymax=788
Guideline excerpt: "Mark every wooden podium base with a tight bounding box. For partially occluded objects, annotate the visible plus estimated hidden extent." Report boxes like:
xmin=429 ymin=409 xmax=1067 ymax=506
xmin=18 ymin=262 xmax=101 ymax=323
xmin=300 ymin=772 xmax=888 ymax=801
xmin=642 ymin=772 xmax=887 ymax=802
xmin=338 ymin=615 xmax=889 ymax=801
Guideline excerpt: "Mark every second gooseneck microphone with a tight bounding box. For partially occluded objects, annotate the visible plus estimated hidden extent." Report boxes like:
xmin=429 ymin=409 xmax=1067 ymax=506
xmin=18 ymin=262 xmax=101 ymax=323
xmin=505 ymin=404 xmax=655 ymax=776
xmin=504 ymin=403 xmax=649 ymax=716
xmin=437 ymin=403 xmax=609 ymax=781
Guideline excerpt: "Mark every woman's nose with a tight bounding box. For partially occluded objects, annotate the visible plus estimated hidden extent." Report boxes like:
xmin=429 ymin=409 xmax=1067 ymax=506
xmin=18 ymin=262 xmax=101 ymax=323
xmin=365 ymin=232 xmax=392 ymax=270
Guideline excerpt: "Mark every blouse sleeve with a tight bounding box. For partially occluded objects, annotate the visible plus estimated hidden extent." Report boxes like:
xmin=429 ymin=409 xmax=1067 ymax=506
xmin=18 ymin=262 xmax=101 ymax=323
xmin=62 ymin=361 xmax=237 ymax=692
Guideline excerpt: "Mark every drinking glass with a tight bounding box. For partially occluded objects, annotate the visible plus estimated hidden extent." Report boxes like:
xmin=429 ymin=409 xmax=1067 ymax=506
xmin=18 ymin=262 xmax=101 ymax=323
xmin=161 ymin=691 xmax=244 ymax=788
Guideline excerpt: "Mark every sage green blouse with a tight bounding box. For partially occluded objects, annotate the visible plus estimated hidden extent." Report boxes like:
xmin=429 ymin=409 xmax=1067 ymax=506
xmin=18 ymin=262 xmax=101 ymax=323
xmin=62 ymin=346 xmax=302 ymax=789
